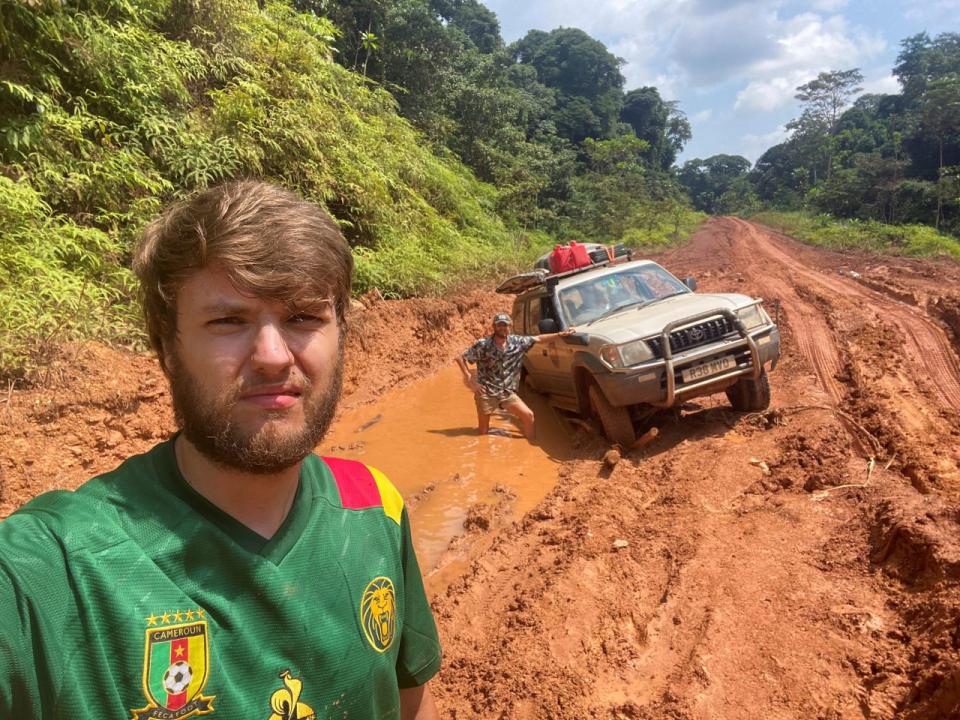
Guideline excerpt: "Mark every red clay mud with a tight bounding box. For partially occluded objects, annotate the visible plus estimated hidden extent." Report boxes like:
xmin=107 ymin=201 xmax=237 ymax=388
xmin=2 ymin=220 xmax=960 ymax=718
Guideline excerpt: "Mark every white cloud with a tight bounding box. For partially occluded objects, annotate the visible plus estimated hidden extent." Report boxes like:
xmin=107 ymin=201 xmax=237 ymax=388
xmin=902 ymin=0 xmax=960 ymax=25
xmin=862 ymin=72 xmax=901 ymax=96
xmin=587 ymin=3 xmax=886 ymax=120
xmin=740 ymin=125 xmax=791 ymax=162
xmin=691 ymin=109 xmax=713 ymax=123
xmin=481 ymin=0 xmax=909 ymax=162
xmin=485 ymin=1 xmax=885 ymax=113
xmin=735 ymin=74 xmax=805 ymax=112
xmin=730 ymin=14 xmax=885 ymax=112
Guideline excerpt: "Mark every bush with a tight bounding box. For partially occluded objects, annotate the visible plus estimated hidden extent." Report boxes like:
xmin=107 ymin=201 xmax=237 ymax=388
xmin=750 ymin=210 xmax=960 ymax=258
xmin=0 ymin=178 xmax=140 ymax=380
xmin=0 ymin=0 xmax=518 ymax=379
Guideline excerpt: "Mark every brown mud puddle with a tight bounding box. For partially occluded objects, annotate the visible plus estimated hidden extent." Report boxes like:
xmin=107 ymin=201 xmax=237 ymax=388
xmin=324 ymin=365 xmax=576 ymax=575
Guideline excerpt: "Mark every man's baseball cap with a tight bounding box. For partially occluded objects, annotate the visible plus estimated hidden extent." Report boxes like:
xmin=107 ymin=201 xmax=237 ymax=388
xmin=492 ymin=313 xmax=512 ymax=325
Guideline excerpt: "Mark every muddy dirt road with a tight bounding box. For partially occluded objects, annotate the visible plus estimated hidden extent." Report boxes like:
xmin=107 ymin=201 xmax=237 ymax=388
xmin=428 ymin=218 xmax=960 ymax=720
xmin=2 ymin=218 xmax=960 ymax=718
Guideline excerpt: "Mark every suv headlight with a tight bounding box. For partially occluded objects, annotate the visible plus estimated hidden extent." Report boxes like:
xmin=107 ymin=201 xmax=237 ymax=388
xmin=600 ymin=339 xmax=654 ymax=368
xmin=736 ymin=304 xmax=769 ymax=330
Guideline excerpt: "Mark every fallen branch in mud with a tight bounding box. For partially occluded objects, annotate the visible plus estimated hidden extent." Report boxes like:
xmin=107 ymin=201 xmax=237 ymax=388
xmin=813 ymin=458 xmax=876 ymax=498
xmin=813 ymin=452 xmax=902 ymax=500
xmin=745 ymin=404 xmax=886 ymax=459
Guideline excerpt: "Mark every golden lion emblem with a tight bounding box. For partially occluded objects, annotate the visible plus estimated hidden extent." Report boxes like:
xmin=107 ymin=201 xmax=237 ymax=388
xmin=360 ymin=577 xmax=396 ymax=652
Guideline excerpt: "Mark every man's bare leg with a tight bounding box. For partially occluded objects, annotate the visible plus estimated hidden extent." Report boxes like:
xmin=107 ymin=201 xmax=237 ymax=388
xmin=504 ymin=399 xmax=535 ymax=440
xmin=477 ymin=411 xmax=491 ymax=435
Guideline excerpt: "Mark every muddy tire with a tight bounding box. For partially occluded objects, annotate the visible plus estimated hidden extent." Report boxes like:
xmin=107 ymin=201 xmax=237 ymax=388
xmin=726 ymin=370 xmax=771 ymax=411
xmin=588 ymin=384 xmax=636 ymax=447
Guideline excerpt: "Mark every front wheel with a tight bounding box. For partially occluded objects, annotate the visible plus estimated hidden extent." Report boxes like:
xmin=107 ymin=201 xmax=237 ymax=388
xmin=589 ymin=384 xmax=636 ymax=447
xmin=726 ymin=369 xmax=771 ymax=411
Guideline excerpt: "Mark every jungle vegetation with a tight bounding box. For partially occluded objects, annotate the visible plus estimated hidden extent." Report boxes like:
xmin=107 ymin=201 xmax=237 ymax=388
xmin=0 ymin=0 xmax=700 ymax=380
xmin=677 ymin=32 xmax=960 ymax=256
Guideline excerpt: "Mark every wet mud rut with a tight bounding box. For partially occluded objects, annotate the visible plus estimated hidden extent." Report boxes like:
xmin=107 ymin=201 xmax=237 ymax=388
xmin=2 ymin=220 xmax=960 ymax=719
xmin=428 ymin=218 xmax=960 ymax=719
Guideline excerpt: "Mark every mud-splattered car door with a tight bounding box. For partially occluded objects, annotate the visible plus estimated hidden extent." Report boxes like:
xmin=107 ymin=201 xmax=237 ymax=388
xmin=523 ymin=293 xmax=565 ymax=394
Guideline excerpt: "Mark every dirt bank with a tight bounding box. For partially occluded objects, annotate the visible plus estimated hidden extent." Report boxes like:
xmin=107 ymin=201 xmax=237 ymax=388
xmin=2 ymin=219 xmax=959 ymax=718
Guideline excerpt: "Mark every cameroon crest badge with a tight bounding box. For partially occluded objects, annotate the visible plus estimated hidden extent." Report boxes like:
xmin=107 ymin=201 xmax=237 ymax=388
xmin=360 ymin=576 xmax=396 ymax=652
xmin=131 ymin=610 xmax=215 ymax=720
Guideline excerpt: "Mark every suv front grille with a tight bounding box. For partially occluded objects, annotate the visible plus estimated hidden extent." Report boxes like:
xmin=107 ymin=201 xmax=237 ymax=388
xmin=647 ymin=316 xmax=736 ymax=358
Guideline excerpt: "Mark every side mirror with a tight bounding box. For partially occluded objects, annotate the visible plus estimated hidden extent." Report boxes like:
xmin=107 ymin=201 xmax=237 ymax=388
xmin=564 ymin=332 xmax=590 ymax=346
xmin=538 ymin=318 xmax=559 ymax=334
xmin=683 ymin=276 xmax=697 ymax=291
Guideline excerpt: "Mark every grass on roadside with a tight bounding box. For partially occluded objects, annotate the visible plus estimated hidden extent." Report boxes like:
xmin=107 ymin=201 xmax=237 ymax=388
xmin=751 ymin=211 xmax=960 ymax=259
xmin=620 ymin=208 xmax=708 ymax=250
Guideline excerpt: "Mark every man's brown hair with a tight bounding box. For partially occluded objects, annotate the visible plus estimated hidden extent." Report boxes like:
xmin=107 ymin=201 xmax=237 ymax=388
xmin=133 ymin=179 xmax=353 ymax=371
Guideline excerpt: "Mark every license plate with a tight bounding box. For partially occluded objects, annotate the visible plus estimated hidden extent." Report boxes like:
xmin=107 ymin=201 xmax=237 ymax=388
xmin=681 ymin=356 xmax=736 ymax=383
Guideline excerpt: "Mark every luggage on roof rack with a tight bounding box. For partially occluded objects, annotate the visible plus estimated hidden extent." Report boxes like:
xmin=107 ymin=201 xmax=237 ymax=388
xmin=535 ymin=242 xmax=632 ymax=272
xmin=548 ymin=241 xmax=592 ymax=273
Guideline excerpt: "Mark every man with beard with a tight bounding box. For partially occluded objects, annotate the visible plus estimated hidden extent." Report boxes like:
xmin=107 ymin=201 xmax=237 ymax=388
xmin=0 ymin=181 xmax=441 ymax=720
xmin=457 ymin=313 xmax=572 ymax=440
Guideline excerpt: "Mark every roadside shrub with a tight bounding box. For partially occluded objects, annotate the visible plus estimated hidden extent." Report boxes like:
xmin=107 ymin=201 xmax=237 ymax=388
xmin=751 ymin=210 xmax=960 ymax=258
xmin=0 ymin=178 xmax=140 ymax=381
xmin=0 ymin=0 xmax=518 ymax=379
xmin=619 ymin=207 xmax=707 ymax=249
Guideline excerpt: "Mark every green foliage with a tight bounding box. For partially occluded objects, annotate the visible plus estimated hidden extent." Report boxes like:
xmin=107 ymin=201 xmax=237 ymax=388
xmin=621 ymin=87 xmax=690 ymax=170
xmin=618 ymin=207 xmax=707 ymax=250
xmin=751 ymin=210 xmax=960 ymax=258
xmin=678 ymin=154 xmax=753 ymax=214
xmin=511 ymin=27 xmax=624 ymax=144
xmin=0 ymin=177 xmax=140 ymax=380
xmin=0 ymin=0 xmax=522 ymax=380
xmin=0 ymin=0 xmax=699 ymax=382
xmin=561 ymin=136 xmax=703 ymax=246
xmin=752 ymin=36 xmax=960 ymax=237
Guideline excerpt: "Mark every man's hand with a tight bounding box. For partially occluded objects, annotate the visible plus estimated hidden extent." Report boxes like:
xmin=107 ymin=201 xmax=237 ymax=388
xmin=456 ymin=357 xmax=482 ymax=395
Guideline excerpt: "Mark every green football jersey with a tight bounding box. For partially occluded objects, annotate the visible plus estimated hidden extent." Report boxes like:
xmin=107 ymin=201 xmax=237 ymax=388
xmin=0 ymin=439 xmax=441 ymax=719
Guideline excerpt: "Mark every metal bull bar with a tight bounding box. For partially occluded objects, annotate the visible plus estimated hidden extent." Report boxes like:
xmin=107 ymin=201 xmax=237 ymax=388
xmin=657 ymin=306 xmax=762 ymax=408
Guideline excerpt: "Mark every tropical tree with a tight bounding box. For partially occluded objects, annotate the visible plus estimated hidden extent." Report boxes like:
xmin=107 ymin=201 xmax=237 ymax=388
xmin=791 ymin=68 xmax=864 ymax=180
xmin=620 ymin=87 xmax=690 ymax=169
xmin=918 ymin=74 xmax=960 ymax=228
xmin=678 ymin=155 xmax=752 ymax=213
xmin=511 ymin=27 xmax=625 ymax=144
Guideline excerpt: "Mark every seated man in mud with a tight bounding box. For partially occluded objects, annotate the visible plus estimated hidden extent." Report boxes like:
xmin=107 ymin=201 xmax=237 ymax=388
xmin=0 ymin=180 xmax=442 ymax=719
xmin=457 ymin=312 xmax=573 ymax=440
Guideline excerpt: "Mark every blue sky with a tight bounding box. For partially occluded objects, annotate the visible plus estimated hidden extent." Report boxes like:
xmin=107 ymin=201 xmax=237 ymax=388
xmin=479 ymin=0 xmax=959 ymax=165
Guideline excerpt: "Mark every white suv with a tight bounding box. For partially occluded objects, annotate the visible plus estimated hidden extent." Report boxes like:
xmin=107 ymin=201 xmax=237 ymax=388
xmin=498 ymin=259 xmax=781 ymax=446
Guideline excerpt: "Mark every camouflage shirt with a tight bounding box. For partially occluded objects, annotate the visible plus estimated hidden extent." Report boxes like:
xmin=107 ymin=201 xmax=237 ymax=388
xmin=462 ymin=335 xmax=537 ymax=399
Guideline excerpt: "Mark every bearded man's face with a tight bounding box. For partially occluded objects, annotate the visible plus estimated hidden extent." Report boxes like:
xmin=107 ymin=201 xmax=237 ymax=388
xmin=165 ymin=266 xmax=343 ymax=474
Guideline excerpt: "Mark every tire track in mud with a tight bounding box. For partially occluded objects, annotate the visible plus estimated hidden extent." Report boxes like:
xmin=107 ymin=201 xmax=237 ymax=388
xmin=716 ymin=220 xmax=847 ymax=404
xmin=715 ymin=219 xmax=960 ymax=718
xmin=728 ymin=218 xmax=960 ymax=413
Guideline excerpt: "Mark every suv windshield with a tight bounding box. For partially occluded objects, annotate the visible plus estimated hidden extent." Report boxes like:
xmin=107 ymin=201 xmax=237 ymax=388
xmin=559 ymin=265 xmax=689 ymax=325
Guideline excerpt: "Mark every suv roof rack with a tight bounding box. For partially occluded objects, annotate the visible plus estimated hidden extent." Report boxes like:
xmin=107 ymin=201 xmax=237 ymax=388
xmin=495 ymin=255 xmax=635 ymax=295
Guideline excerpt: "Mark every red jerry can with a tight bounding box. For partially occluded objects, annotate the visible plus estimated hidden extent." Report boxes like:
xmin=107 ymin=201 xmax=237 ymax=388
xmin=548 ymin=244 xmax=576 ymax=273
xmin=569 ymin=241 xmax=591 ymax=268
